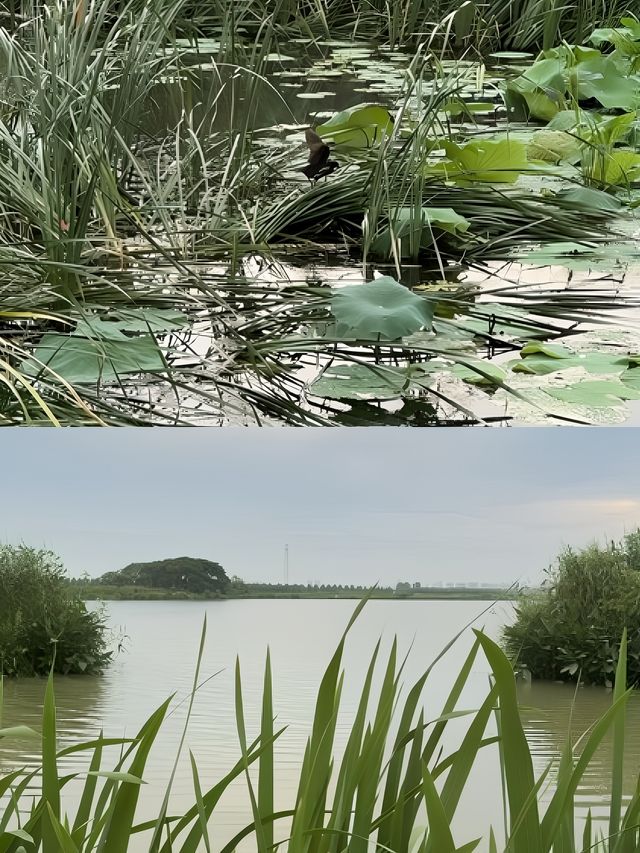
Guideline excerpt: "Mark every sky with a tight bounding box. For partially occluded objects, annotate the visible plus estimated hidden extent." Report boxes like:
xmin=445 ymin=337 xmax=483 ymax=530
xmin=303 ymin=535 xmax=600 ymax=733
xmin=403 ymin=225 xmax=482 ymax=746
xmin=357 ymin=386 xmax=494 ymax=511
xmin=1 ymin=428 xmax=639 ymax=587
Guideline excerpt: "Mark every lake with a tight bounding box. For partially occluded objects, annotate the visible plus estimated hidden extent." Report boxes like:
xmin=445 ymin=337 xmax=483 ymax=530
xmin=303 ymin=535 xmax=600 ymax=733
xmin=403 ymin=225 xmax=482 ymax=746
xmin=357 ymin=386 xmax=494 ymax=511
xmin=2 ymin=599 xmax=638 ymax=849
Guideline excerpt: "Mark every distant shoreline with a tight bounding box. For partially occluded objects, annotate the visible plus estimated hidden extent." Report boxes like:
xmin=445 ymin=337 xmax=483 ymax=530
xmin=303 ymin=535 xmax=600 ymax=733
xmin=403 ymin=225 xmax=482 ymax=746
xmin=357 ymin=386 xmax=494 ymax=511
xmin=76 ymin=585 xmax=518 ymax=602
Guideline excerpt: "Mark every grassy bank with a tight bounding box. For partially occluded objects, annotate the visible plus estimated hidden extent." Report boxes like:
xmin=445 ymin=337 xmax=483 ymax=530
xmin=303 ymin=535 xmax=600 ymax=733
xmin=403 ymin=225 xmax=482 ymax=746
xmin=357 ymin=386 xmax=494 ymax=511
xmin=0 ymin=602 xmax=635 ymax=852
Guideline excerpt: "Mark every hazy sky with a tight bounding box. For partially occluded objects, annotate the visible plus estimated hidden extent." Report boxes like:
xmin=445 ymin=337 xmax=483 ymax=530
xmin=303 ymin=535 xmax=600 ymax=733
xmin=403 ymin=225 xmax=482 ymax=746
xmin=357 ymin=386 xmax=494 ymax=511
xmin=1 ymin=428 xmax=639 ymax=586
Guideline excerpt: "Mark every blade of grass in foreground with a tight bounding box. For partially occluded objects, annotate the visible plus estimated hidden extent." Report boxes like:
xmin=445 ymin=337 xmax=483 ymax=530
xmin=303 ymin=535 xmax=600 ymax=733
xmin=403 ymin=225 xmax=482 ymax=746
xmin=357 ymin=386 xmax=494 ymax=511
xmin=258 ymin=649 xmax=274 ymax=852
xmin=289 ymin=595 xmax=370 ymax=853
xmin=149 ymin=617 xmax=209 ymax=853
xmin=609 ymin=629 xmax=628 ymax=841
xmin=96 ymin=697 xmax=172 ymax=853
xmin=41 ymin=668 xmax=60 ymax=853
xmin=474 ymin=631 xmax=542 ymax=853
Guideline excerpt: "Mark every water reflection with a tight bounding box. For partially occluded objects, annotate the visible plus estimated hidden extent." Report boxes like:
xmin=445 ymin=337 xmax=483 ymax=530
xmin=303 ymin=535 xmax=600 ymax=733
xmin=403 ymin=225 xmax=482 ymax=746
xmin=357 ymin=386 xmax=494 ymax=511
xmin=519 ymin=679 xmax=640 ymax=822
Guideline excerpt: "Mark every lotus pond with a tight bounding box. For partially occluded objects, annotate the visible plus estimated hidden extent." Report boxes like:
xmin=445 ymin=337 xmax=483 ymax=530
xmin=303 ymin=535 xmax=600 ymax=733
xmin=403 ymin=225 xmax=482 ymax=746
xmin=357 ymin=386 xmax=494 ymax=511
xmin=1 ymin=2 xmax=640 ymax=425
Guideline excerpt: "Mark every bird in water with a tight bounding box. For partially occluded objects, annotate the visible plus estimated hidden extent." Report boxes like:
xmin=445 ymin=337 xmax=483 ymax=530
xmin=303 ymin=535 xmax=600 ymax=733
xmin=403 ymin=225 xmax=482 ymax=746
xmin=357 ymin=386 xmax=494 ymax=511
xmin=301 ymin=128 xmax=338 ymax=183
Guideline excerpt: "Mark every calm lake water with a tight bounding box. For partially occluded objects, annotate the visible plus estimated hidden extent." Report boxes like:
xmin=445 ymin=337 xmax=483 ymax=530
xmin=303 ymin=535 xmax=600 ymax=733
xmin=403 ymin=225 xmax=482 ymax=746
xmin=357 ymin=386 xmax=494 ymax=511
xmin=2 ymin=599 xmax=639 ymax=849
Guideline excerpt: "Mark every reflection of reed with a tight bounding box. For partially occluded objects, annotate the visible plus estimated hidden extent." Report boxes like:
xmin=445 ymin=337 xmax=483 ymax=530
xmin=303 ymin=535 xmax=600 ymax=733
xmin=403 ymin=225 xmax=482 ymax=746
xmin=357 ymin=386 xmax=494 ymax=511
xmin=0 ymin=674 xmax=106 ymax=773
xmin=518 ymin=680 xmax=640 ymax=815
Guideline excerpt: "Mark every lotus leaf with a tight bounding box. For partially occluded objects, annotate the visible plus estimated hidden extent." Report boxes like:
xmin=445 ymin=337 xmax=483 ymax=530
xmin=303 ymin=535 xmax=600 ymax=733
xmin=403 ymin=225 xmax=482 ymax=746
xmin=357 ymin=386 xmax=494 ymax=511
xmin=331 ymin=276 xmax=434 ymax=340
xmin=428 ymin=139 xmax=530 ymax=184
xmin=316 ymin=104 xmax=393 ymax=148
xmin=512 ymin=342 xmax=637 ymax=375
xmin=545 ymin=379 xmax=640 ymax=406
xmin=575 ymin=56 xmax=640 ymax=110
xmin=370 ymin=207 xmax=471 ymax=258
xmin=23 ymin=333 xmax=167 ymax=383
xmin=308 ymin=362 xmax=434 ymax=400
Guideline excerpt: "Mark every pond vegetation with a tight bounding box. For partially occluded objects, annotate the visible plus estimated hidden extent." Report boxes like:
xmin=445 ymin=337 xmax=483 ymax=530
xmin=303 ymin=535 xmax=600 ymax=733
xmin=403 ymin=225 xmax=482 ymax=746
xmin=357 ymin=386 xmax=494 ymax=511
xmin=0 ymin=545 xmax=111 ymax=677
xmin=504 ymin=528 xmax=640 ymax=686
xmin=1 ymin=601 xmax=637 ymax=852
xmin=0 ymin=0 xmax=639 ymax=424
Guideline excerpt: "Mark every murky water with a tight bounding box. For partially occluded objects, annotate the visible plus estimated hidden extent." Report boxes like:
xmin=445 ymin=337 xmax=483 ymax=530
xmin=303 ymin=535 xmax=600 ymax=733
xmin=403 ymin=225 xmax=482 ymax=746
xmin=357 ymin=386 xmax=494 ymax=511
xmin=1 ymin=599 xmax=638 ymax=849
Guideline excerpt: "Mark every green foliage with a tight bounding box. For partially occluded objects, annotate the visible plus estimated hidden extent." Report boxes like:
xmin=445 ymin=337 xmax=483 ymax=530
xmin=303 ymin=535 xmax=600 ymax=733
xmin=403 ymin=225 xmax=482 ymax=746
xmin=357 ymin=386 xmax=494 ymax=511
xmin=97 ymin=557 xmax=230 ymax=594
xmin=0 ymin=545 xmax=111 ymax=677
xmin=316 ymin=104 xmax=394 ymax=148
xmin=503 ymin=531 xmax=640 ymax=685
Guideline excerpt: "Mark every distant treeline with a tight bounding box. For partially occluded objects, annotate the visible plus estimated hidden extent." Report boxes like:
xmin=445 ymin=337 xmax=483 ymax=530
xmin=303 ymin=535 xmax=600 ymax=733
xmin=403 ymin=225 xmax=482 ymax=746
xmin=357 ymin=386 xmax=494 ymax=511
xmin=71 ymin=556 xmax=517 ymax=601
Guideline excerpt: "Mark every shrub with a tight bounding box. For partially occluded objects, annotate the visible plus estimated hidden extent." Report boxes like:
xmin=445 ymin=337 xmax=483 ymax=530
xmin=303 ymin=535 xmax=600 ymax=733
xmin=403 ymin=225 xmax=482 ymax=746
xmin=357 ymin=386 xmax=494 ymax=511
xmin=0 ymin=544 xmax=112 ymax=677
xmin=503 ymin=531 xmax=640 ymax=686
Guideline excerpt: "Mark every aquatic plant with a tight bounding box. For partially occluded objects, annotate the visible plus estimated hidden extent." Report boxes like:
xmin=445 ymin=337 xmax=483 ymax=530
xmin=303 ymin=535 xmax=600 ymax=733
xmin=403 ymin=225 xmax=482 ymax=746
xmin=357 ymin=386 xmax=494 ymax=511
xmin=504 ymin=530 xmax=640 ymax=685
xmin=0 ymin=602 xmax=638 ymax=851
xmin=0 ymin=545 xmax=111 ymax=677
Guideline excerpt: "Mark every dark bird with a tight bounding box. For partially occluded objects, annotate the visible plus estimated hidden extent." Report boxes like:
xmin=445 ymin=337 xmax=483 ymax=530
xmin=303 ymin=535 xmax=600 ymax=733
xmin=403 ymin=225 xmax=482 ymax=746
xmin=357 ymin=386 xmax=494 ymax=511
xmin=301 ymin=127 xmax=339 ymax=182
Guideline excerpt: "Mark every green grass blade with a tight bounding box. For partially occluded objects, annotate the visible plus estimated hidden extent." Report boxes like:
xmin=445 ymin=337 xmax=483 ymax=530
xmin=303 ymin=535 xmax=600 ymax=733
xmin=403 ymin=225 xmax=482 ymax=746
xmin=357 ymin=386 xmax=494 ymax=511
xmin=258 ymin=648 xmax=274 ymax=852
xmin=421 ymin=761 xmax=456 ymax=853
xmin=474 ymin=630 xmax=542 ymax=853
xmin=609 ymin=629 xmax=627 ymax=841
xmin=41 ymin=668 xmax=60 ymax=853
xmin=96 ymin=697 xmax=172 ymax=853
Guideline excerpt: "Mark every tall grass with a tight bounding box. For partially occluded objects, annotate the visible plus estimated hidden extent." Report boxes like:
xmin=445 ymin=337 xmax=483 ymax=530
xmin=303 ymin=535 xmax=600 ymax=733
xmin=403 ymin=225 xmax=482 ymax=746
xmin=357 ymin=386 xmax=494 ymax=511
xmin=1 ymin=601 xmax=639 ymax=851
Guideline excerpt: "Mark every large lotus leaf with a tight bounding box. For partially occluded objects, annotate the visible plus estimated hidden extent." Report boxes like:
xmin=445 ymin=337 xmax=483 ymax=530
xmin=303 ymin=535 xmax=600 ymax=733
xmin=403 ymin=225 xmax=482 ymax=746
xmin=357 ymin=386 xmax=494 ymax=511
xmin=431 ymin=139 xmax=530 ymax=184
xmin=308 ymin=362 xmax=434 ymax=400
xmin=316 ymin=104 xmax=393 ymax=148
xmin=506 ymin=58 xmax=566 ymax=120
xmin=545 ymin=379 xmax=640 ymax=407
xmin=370 ymin=207 xmax=470 ymax=258
xmin=512 ymin=341 xmax=637 ymax=375
xmin=575 ymin=57 xmax=640 ymax=110
xmin=331 ymin=276 xmax=434 ymax=340
xmin=542 ymin=44 xmax=602 ymax=64
xmin=586 ymin=111 xmax=636 ymax=146
xmin=527 ymin=129 xmax=582 ymax=163
xmin=592 ymin=149 xmax=640 ymax=186
xmin=590 ymin=19 xmax=640 ymax=55
xmin=22 ymin=333 xmax=167 ymax=383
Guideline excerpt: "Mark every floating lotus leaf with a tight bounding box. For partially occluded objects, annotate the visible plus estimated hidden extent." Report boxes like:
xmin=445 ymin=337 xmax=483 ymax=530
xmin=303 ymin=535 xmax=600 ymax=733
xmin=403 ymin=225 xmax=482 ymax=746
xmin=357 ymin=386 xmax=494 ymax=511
xmin=545 ymin=379 xmax=640 ymax=407
xmin=512 ymin=342 xmax=638 ymax=376
xmin=331 ymin=276 xmax=434 ymax=340
xmin=316 ymin=104 xmax=393 ymax=148
xmin=308 ymin=362 xmax=434 ymax=400
xmin=428 ymin=139 xmax=531 ymax=184
xmin=23 ymin=333 xmax=167 ymax=383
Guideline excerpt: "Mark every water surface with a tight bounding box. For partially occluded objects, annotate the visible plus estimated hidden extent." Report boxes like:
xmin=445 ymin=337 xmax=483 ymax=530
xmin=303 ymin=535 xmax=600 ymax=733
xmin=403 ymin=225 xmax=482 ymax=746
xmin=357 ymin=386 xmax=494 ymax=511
xmin=1 ymin=599 xmax=637 ymax=848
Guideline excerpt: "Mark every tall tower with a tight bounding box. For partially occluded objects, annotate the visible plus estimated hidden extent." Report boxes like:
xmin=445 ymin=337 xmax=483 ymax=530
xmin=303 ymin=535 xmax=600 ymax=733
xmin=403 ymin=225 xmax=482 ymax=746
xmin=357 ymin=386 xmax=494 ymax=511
xmin=284 ymin=544 xmax=289 ymax=585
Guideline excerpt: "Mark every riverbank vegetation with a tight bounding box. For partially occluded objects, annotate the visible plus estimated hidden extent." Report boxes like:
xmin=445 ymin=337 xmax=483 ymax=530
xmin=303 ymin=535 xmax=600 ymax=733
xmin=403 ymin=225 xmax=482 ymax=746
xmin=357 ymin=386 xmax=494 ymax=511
xmin=1 ymin=0 xmax=639 ymax=425
xmin=0 ymin=603 xmax=635 ymax=851
xmin=0 ymin=545 xmax=111 ymax=677
xmin=503 ymin=529 xmax=640 ymax=686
